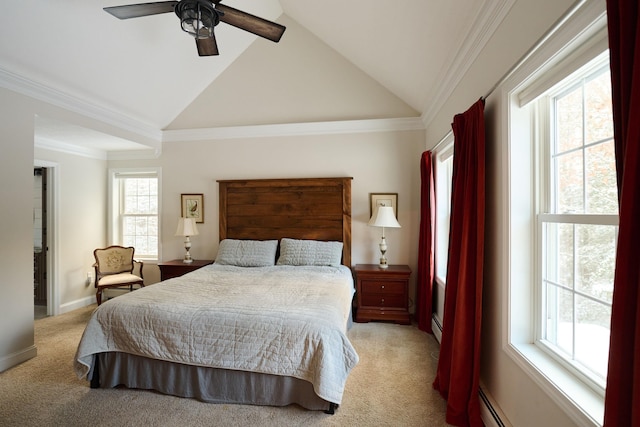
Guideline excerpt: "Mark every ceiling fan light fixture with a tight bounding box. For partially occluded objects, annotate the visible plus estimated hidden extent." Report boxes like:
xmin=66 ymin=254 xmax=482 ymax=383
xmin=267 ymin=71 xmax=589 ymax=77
xmin=176 ymin=0 xmax=220 ymax=39
xmin=105 ymin=0 xmax=285 ymax=57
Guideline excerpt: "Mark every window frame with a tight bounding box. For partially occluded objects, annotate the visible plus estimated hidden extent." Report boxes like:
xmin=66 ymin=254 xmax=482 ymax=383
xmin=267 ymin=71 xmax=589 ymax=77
xmin=501 ymin=2 xmax=610 ymax=425
xmin=432 ymin=136 xmax=454 ymax=337
xmin=108 ymin=167 xmax=162 ymax=262
xmin=533 ymin=57 xmax=618 ymax=393
xmin=435 ymin=142 xmax=454 ymax=286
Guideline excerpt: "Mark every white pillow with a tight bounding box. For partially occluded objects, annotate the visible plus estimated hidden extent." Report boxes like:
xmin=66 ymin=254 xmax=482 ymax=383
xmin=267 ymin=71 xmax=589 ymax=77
xmin=215 ymin=239 xmax=278 ymax=267
xmin=276 ymin=238 xmax=343 ymax=266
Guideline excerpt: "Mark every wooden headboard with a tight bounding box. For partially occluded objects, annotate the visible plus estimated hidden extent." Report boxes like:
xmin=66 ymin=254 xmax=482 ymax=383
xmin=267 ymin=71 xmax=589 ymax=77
xmin=218 ymin=177 xmax=353 ymax=266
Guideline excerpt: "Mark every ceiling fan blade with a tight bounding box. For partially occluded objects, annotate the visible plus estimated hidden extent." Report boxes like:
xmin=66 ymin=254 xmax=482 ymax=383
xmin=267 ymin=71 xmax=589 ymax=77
xmin=196 ymin=36 xmax=219 ymax=56
xmin=216 ymin=4 xmax=286 ymax=42
xmin=104 ymin=1 xmax=178 ymax=19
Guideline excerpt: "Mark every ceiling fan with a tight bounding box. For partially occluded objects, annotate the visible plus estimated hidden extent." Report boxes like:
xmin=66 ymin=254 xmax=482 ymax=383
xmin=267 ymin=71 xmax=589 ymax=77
xmin=104 ymin=0 xmax=286 ymax=56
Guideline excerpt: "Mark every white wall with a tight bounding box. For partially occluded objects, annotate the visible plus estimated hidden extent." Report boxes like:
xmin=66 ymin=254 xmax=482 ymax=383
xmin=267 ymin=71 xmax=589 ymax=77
xmin=168 ymin=15 xmax=418 ymax=129
xmin=33 ymin=146 xmax=108 ymax=312
xmin=424 ymin=0 xmax=588 ymax=426
xmin=0 ymin=87 xmax=130 ymax=371
xmin=0 ymin=88 xmax=38 ymax=371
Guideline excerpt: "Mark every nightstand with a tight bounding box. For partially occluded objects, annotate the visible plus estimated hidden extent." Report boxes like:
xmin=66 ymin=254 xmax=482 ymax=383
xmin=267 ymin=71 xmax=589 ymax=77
xmin=354 ymin=264 xmax=411 ymax=325
xmin=158 ymin=259 xmax=214 ymax=281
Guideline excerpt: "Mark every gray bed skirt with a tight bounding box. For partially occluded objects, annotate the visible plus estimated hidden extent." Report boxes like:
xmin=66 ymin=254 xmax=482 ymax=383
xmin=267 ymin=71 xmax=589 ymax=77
xmin=93 ymin=352 xmax=336 ymax=412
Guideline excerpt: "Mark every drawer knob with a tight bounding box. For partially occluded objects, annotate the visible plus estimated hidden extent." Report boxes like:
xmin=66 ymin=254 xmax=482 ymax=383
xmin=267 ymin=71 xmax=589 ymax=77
xmin=381 ymin=298 xmax=385 ymax=303
xmin=381 ymin=285 xmax=385 ymax=289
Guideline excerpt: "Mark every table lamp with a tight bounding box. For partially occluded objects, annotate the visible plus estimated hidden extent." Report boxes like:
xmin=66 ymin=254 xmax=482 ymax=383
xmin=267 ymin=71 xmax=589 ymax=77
xmin=175 ymin=217 xmax=199 ymax=263
xmin=368 ymin=206 xmax=401 ymax=269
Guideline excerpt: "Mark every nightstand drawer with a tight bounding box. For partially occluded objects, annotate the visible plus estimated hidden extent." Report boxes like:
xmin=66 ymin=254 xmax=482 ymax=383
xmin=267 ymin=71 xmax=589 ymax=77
xmin=361 ymin=293 xmax=405 ymax=308
xmin=360 ymin=280 xmax=405 ymax=295
xmin=354 ymin=264 xmax=411 ymax=325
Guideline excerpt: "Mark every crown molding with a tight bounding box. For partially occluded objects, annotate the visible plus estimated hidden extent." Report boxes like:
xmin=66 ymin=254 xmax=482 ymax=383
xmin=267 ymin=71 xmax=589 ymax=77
xmin=35 ymin=136 xmax=107 ymax=160
xmin=420 ymin=0 xmax=517 ymax=128
xmin=35 ymin=136 xmax=161 ymax=161
xmin=162 ymin=117 xmax=425 ymax=142
xmin=107 ymin=148 xmax=162 ymax=161
xmin=1 ymin=67 xmax=425 ymax=147
xmin=0 ymin=67 xmax=162 ymax=142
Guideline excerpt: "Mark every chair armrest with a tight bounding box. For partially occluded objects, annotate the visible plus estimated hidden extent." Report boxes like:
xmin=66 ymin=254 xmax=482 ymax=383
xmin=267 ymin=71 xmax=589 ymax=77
xmin=93 ymin=263 xmax=101 ymax=287
xmin=134 ymin=260 xmax=144 ymax=280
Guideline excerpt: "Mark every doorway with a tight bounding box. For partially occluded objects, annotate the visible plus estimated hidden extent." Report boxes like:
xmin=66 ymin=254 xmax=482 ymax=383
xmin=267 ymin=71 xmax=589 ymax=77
xmin=34 ymin=160 xmax=58 ymax=317
xmin=34 ymin=167 xmax=48 ymax=319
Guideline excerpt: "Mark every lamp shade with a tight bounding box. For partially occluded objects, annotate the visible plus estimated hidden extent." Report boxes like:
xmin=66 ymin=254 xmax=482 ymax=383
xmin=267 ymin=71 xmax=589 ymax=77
xmin=175 ymin=217 xmax=199 ymax=237
xmin=368 ymin=206 xmax=401 ymax=228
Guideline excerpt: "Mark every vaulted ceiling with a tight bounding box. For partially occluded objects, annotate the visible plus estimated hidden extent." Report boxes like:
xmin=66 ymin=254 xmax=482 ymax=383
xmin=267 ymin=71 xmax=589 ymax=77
xmin=0 ymin=0 xmax=509 ymax=153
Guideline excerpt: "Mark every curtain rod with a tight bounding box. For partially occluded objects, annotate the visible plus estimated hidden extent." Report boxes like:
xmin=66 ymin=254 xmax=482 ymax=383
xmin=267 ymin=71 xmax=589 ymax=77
xmin=482 ymin=0 xmax=587 ymax=101
xmin=430 ymin=130 xmax=453 ymax=153
xmin=430 ymin=0 xmax=588 ymax=154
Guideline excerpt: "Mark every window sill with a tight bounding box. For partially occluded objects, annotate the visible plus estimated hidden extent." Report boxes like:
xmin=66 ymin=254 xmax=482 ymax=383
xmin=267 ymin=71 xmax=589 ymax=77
xmin=507 ymin=342 xmax=604 ymax=426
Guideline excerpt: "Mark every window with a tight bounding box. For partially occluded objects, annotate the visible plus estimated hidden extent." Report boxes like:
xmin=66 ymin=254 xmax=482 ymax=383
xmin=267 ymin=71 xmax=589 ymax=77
xmin=505 ymin=5 xmax=613 ymax=423
xmin=109 ymin=168 xmax=161 ymax=260
xmin=435 ymin=144 xmax=454 ymax=284
xmin=433 ymin=140 xmax=454 ymax=331
xmin=537 ymin=60 xmax=618 ymax=390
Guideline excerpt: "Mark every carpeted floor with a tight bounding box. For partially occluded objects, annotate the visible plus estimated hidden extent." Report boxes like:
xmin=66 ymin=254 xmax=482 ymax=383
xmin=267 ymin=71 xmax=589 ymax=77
xmin=0 ymin=305 xmax=449 ymax=426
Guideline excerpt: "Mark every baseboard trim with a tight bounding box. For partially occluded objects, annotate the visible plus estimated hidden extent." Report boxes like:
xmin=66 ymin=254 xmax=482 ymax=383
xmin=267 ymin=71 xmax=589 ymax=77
xmin=0 ymin=345 xmax=37 ymax=373
xmin=431 ymin=315 xmax=443 ymax=344
xmin=430 ymin=314 xmax=510 ymax=427
xmin=480 ymin=385 xmax=511 ymax=427
xmin=59 ymin=296 xmax=95 ymax=314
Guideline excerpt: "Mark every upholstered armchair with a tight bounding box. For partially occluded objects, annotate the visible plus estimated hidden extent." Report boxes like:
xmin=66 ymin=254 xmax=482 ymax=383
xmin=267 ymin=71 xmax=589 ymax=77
xmin=93 ymin=246 xmax=144 ymax=305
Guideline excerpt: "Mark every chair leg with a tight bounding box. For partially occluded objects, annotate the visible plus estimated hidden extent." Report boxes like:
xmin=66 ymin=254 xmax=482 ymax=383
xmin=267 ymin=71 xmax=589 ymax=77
xmin=96 ymin=289 xmax=102 ymax=306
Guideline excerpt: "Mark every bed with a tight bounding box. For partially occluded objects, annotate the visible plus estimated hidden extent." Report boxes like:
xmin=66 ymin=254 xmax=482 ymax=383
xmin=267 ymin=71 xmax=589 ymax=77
xmin=74 ymin=177 xmax=357 ymax=414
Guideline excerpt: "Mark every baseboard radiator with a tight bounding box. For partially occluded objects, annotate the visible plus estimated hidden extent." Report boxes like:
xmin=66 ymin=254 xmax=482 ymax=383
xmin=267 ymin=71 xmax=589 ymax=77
xmin=430 ymin=316 xmax=509 ymax=427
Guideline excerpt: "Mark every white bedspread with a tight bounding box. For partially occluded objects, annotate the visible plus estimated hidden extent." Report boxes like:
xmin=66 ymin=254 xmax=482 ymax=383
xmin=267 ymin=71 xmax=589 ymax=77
xmin=74 ymin=264 xmax=359 ymax=404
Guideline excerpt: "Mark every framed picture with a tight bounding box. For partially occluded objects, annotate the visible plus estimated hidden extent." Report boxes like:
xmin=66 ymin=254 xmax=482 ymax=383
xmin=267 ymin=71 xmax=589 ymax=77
xmin=181 ymin=193 xmax=204 ymax=223
xmin=370 ymin=193 xmax=398 ymax=219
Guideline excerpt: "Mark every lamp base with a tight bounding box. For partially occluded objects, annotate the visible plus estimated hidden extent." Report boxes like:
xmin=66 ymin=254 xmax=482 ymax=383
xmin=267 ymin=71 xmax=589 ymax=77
xmin=378 ymin=236 xmax=389 ymax=269
xmin=183 ymin=237 xmax=193 ymax=263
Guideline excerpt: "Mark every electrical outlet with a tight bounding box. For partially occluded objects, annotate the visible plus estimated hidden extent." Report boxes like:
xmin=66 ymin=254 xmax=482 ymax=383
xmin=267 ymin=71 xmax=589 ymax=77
xmin=86 ymin=271 xmax=93 ymax=286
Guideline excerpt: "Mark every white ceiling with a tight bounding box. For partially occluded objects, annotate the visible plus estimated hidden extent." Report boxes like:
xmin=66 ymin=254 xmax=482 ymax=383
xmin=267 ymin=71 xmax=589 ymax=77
xmin=0 ymin=0 xmax=509 ymax=153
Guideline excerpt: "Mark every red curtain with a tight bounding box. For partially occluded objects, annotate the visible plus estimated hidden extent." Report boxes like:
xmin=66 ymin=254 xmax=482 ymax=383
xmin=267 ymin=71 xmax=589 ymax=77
xmin=433 ymin=99 xmax=485 ymax=427
xmin=416 ymin=151 xmax=435 ymax=333
xmin=603 ymin=1 xmax=640 ymax=426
